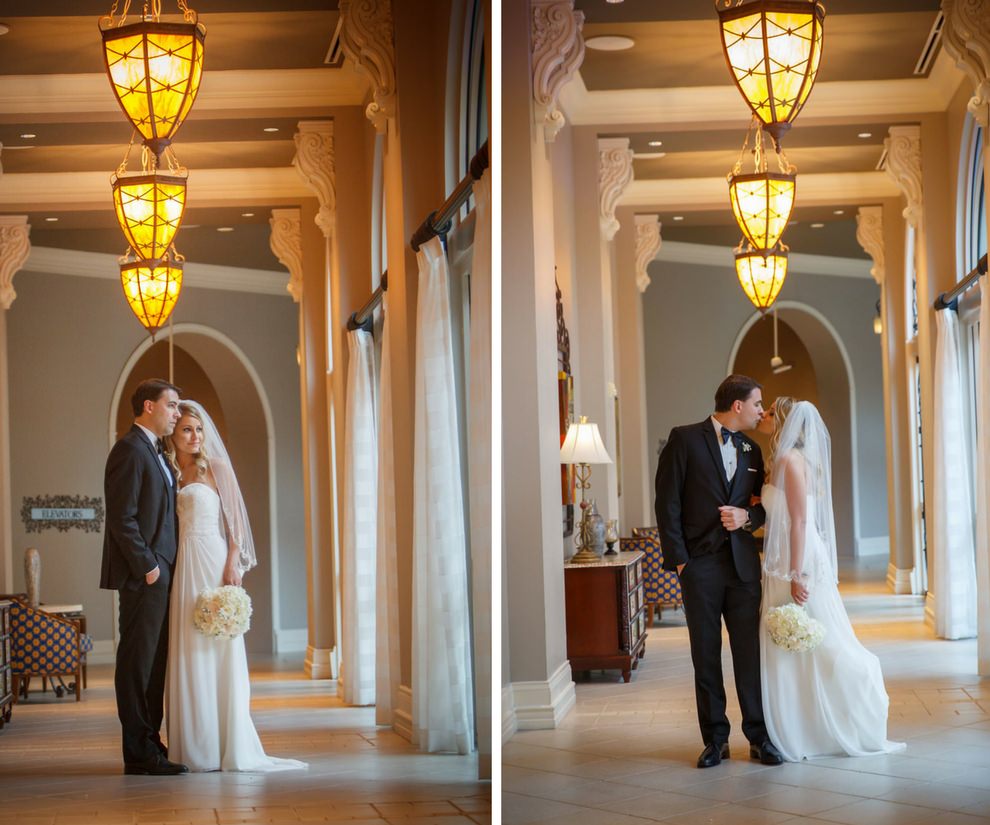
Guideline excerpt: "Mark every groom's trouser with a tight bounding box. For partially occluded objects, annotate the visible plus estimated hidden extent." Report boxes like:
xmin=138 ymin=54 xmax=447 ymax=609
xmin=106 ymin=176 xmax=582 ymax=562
xmin=115 ymin=558 xmax=172 ymax=764
xmin=679 ymin=547 xmax=767 ymax=746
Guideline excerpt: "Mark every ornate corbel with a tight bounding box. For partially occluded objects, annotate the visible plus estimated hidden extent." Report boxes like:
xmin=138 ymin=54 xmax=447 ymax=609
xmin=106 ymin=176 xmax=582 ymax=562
xmin=634 ymin=215 xmax=662 ymax=293
xmin=884 ymin=125 xmax=923 ymax=230
xmin=532 ymin=0 xmax=585 ymax=143
xmin=269 ymin=208 xmax=304 ymax=302
xmin=293 ymin=121 xmax=336 ymax=240
xmin=599 ymin=138 xmax=634 ymax=241
xmin=0 ymin=216 xmax=30 ymax=310
xmin=942 ymin=0 xmax=990 ymax=129
xmin=855 ymin=206 xmax=885 ymax=286
xmin=339 ymin=0 xmax=396 ymax=134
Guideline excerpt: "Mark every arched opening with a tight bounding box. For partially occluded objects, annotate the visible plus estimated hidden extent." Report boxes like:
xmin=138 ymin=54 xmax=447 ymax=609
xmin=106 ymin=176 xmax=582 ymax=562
xmin=728 ymin=303 xmax=858 ymax=557
xmin=109 ymin=326 xmax=277 ymax=655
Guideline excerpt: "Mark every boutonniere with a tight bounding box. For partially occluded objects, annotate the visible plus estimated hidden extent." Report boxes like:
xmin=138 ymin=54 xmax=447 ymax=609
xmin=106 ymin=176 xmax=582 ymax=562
xmin=741 ymin=442 xmax=752 ymax=453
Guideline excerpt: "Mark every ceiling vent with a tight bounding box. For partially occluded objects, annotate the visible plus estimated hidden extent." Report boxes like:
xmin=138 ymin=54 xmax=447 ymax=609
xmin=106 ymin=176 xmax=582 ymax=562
xmin=913 ymin=11 xmax=943 ymax=77
xmin=324 ymin=14 xmax=345 ymax=67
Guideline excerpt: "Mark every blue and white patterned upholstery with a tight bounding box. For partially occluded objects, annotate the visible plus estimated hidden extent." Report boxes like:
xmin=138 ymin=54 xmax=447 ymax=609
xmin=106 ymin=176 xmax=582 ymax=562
xmin=623 ymin=528 xmax=682 ymax=621
xmin=8 ymin=597 xmax=86 ymax=701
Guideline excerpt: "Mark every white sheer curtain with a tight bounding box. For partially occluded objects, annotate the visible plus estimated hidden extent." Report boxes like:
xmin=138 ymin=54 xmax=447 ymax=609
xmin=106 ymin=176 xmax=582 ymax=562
xmin=933 ymin=308 xmax=978 ymax=639
xmin=341 ymin=328 xmax=378 ymax=705
xmin=412 ymin=236 xmax=474 ymax=754
xmin=468 ymin=170 xmax=492 ymax=774
xmin=977 ymin=289 xmax=990 ymax=670
xmin=375 ymin=297 xmax=401 ymax=723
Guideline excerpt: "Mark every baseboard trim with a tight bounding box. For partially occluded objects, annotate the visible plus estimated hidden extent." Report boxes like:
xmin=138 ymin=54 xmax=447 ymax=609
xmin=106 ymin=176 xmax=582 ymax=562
xmin=501 ymin=685 xmax=517 ymax=744
xmin=509 ymin=660 xmax=575 ymax=732
xmin=393 ymin=684 xmax=413 ymax=742
xmin=274 ymin=627 xmax=308 ymax=654
xmin=858 ymin=536 xmax=889 ymax=556
xmin=87 ymin=639 xmax=115 ymax=666
xmin=886 ymin=564 xmax=914 ymax=595
xmin=304 ymin=644 xmax=337 ymax=680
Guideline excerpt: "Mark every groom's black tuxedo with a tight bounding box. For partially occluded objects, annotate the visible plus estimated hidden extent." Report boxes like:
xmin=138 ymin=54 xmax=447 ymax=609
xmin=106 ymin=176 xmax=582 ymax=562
xmin=655 ymin=419 xmax=769 ymax=748
xmin=101 ymin=425 xmax=178 ymax=765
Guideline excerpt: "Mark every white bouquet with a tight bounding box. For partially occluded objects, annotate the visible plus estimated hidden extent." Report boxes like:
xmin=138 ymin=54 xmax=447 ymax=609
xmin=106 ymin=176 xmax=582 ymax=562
xmin=193 ymin=585 xmax=252 ymax=640
xmin=766 ymin=603 xmax=825 ymax=652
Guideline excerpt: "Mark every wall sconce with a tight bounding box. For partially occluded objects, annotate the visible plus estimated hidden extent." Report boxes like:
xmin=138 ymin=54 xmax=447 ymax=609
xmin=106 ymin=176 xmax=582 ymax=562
xmin=873 ymin=299 xmax=882 ymax=335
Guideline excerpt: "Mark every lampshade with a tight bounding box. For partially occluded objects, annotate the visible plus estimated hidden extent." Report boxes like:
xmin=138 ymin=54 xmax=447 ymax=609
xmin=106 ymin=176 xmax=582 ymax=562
xmin=101 ymin=19 xmax=206 ymax=157
xmin=718 ymin=0 xmax=825 ymax=146
xmin=119 ymin=255 xmax=183 ymax=336
xmin=560 ymin=417 xmax=613 ymax=465
xmin=735 ymin=247 xmax=788 ymax=312
xmin=728 ymin=171 xmax=796 ymax=250
xmin=111 ymin=171 xmax=187 ymax=260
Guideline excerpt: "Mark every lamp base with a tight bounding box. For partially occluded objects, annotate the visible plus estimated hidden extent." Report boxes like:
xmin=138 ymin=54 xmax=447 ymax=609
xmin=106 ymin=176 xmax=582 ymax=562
xmin=570 ymin=546 xmax=601 ymax=564
xmin=604 ymin=542 xmax=617 ymax=556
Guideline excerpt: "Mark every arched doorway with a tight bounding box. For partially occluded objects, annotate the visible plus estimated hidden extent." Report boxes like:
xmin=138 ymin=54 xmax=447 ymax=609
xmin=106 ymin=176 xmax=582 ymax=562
xmin=728 ymin=303 xmax=859 ymax=557
xmin=109 ymin=325 xmax=278 ymax=655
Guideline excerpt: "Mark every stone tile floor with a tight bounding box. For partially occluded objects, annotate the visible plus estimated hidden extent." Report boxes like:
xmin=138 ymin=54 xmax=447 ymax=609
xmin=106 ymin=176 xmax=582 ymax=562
xmin=0 ymin=655 xmax=490 ymax=825
xmin=504 ymin=556 xmax=990 ymax=824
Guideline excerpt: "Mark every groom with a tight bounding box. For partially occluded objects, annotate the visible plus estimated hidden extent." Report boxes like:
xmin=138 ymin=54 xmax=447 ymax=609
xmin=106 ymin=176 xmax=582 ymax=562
xmin=100 ymin=378 xmax=188 ymax=775
xmin=655 ymin=374 xmax=782 ymax=768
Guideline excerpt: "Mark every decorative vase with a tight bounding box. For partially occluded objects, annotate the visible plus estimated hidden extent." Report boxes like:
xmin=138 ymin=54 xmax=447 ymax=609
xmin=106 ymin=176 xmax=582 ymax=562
xmin=585 ymin=500 xmax=606 ymax=559
xmin=24 ymin=547 xmax=41 ymax=608
xmin=604 ymin=519 xmax=619 ymax=555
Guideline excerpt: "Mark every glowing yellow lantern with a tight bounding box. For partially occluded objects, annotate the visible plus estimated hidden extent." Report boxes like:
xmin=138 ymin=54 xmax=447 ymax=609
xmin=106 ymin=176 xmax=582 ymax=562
xmin=718 ymin=0 xmax=825 ymax=147
xmin=111 ymin=171 xmax=187 ymax=261
xmin=735 ymin=247 xmax=788 ymax=312
xmin=728 ymin=171 xmax=796 ymax=251
xmin=120 ymin=255 xmax=183 ymax=337
xmin=101 ymin=14 xmax=206 ymax=158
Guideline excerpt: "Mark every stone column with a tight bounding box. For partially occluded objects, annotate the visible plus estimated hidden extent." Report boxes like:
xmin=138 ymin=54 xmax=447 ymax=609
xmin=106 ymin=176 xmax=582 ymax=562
xmin=943 ymin=0 xmax=990 ymax=671
xmin=0 ymin=216 xmax=30 ymax=593
xmin=503 ymin=0 xmax=584 ymax=734
xmin=292 ymin=122 xmax=338 ymax=679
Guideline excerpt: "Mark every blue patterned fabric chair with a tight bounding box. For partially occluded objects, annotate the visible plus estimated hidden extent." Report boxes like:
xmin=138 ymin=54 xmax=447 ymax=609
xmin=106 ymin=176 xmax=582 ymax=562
xmin=623 ymin=528 xmax=682 ymax=626
xmin=7 ymin=596 xmax=87 ymax=701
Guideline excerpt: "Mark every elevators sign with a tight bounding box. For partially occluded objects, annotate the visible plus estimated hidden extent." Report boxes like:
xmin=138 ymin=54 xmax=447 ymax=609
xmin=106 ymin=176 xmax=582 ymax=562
xmin=21 ymin=495 xmax=105 ymax=533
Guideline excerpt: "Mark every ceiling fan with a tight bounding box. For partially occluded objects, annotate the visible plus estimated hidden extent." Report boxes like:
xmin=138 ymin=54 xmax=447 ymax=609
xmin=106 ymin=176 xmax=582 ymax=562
xmin=770 ymin=307 xmax=793 ymax=374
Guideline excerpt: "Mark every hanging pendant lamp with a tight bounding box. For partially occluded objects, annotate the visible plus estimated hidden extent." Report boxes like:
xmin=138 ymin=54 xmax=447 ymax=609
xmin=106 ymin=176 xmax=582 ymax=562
xmin=735 ymin=245 xmax=788 ymax=313
xmin=717 ymin=0 xmax=825 ymax=148
xmin=111 ymin=170 xmax=187 ymax=261
xmin=119 ymin=252 xmax=184 ymax=337
xmin=100 ymin=2 xmax=206 ymax=158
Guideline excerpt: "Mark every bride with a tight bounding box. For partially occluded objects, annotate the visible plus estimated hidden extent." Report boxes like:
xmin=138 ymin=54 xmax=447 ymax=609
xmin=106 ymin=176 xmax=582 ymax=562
xmin=164 ymin=400 xmax=306 ymax=772
xmin=757 ymin=397 xmax=904 ymax=762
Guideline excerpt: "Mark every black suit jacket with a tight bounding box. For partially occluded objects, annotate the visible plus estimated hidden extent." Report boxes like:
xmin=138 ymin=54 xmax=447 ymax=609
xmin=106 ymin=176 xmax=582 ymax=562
xmin=100 ymin=425 xmax=178 ymax=591
xmin=655 ymin=419 xmax=767 ymax=582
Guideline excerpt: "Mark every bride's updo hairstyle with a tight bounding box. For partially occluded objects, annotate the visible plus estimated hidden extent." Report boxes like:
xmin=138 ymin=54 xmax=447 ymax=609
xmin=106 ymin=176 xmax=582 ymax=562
xmin=767 ymin=396 xmax=797 ymax=475
xmin=166 ymin=401 xmax=211 ymax=481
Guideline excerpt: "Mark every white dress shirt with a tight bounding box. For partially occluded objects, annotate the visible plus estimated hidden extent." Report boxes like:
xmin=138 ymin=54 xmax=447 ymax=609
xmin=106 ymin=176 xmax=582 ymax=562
xmin=711 ymin=416 xmax=737 ymax=482
xmin=136 ymin=423 xmax=173 ymax=487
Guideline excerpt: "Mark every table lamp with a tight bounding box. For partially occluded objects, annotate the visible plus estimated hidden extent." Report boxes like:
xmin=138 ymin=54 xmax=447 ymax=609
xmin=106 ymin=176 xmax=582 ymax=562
xmin=560 ymin=416 xmax=613 ymax=563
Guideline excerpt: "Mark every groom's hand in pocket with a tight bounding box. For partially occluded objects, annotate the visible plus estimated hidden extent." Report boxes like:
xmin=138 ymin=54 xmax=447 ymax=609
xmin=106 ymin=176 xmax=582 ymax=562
xmin=145 ymin=565 xmax=160 ymax=585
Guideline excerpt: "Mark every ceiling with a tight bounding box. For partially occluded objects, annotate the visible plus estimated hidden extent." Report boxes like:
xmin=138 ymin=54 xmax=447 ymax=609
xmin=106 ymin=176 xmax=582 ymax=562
xmin=574 ymin=0 xmax=951 ymax=261
xmin=0 ymin=1 xmax=364 ymax=273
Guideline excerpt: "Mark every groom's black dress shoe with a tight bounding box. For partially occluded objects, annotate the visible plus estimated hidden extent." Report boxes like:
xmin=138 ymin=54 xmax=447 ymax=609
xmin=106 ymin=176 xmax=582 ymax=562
xmin=123 ymin=754 xmax=189 ymax=775
xmin=697 ymin=742 xmax=730 ymax=768
xmin=750 ymin=740 xmax=784 ymax=765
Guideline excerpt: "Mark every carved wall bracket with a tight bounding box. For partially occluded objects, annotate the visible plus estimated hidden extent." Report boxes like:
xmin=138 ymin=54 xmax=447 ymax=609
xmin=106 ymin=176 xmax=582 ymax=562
xmin=942 ymin=0 xmax=990 ymax=128
xmin=293 ymin=121 xmax=336 ymax=240
xmin=0 ymin=216 xmax=31 ymax=310
xmin=532 ymin=0 xmax=585 ymax=143
xmin=884 ymin=125 xmax=923 ymax=230
xmin=855 ymin=206 xmax=885 ymax=286
xmin=599 ymin=138 xmax=634 ymax=242
xmin=339 ymin=0 xmax=397 ymax=134
xmin=270 ymin=208 xmax=304 ymax=302
xmin=634 ymin=215 xmax=662 ymax=293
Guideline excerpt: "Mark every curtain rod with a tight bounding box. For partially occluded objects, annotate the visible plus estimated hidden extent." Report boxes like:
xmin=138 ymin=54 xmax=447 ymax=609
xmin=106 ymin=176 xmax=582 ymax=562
xmin=409 ymin=139 xmax=489 ymax=252
xmin=934 ymin=253 xmax=988 ymax=311
xmin=347 ymin=270 xmax=388 ymax=332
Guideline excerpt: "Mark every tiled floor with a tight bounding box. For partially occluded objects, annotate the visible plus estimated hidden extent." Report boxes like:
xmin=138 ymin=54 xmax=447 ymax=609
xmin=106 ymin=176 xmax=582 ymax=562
xmin=0 ymin=655 xmax=490 ymax=825
xmin=504 ymin=556 xmax=990 ymax=824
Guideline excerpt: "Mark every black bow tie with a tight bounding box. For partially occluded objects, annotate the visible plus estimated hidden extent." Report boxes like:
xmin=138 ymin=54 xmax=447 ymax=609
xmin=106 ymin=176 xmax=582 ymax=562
xmin=720 ymin=427 xmax=741 ymax=446
xmin=155 ymin=440 xmax=164 ymax=456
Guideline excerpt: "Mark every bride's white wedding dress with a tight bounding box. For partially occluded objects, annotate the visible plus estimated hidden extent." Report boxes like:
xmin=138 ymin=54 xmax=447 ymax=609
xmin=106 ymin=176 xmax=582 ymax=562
xmin=166 ymin=482 xmax=306 ymax=772
xmin=760 ymin=482 xmax=904 ymax=762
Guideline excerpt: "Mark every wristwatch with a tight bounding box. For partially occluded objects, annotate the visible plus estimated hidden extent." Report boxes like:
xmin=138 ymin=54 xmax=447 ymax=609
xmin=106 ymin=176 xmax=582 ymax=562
xmin=743 ymin=518 xmax=753 ymax=532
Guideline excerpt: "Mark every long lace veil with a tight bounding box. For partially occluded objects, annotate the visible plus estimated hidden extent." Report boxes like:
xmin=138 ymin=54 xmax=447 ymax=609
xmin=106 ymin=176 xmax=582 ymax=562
xmin=762 ymin=400 xmax=838 ymax=585
xmin=182 ymin=399 xmax=258 ymax=573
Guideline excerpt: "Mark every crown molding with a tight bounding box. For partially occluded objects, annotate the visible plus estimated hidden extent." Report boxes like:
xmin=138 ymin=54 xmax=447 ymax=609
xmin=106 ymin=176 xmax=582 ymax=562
xmin=0 ymin=167 xmax=311 ymax=209
xmin=620 ymin=171 xmax=899 ymax=210
xmin=23 ymin=245 xmax=289 ymax=296
xmin=0 ymin=67 xmax=369 ymax=118
xmin=559 ymin=50 xmax=966 ymax=128
xmin=656 ymin=239 xmax=872 ymax=280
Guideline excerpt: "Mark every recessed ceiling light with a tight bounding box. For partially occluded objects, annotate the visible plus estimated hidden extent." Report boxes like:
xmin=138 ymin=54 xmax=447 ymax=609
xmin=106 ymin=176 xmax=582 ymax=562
xmin=0 ymin=24 xmax=9 ymax=36
xmin=263 ymin=127 xmax=280 ymax=133
xmin=833 ymin=209 xmax=845 ymax=215
xmin=19 ymin=133 xmax=36 ymax=139
xmin=634 ymin=152 xmax=666 ymax=159
xmin=241 ymin=212 xmax=255 ymax=217
xmin=217 ymin=226 xmax=234 ymax=232
xmin=672 ymin=216 xmax=684 ymax=221
xmin=648 ymin=140 xmax=663 ymax=147
xmin=858 ymin=132 xmax=873 ymax=139
xmin=788 ymin=221 xmax=799 ymax=226
xmin=811 ymin=222 xmax=825 ymax=228
xmin=45 ymin=217 xmax=58 ymax=222
xmin=585 ymin=35 xmax=635 ymax=51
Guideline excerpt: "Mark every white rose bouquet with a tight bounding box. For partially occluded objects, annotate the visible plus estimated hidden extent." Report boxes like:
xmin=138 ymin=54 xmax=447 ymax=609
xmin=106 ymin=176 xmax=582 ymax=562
xmin=766 ymin=603 xmax=825 ymax=652
xmin=193 ymin=585 xmax=252 ymax=640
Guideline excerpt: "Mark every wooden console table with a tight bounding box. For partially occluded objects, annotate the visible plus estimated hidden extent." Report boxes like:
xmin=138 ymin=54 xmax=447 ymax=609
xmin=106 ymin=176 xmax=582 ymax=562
xmin=0 ymin=601 xmax=12 ymax=728
xmin=564 ymin=550 xmax=647 ymax=682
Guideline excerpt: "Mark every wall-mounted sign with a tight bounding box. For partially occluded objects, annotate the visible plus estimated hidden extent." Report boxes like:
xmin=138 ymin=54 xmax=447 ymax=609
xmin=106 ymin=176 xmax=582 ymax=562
xmin=21 ymin=495 xmax=104 ymax=534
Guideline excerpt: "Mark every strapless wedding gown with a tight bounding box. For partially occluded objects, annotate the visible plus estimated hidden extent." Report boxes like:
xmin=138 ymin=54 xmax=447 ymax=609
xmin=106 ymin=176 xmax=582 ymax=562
xmin=166 ymin=482 xmax=306 ymax=772
xmin=759 ymin=484 xmax=904 ymax=762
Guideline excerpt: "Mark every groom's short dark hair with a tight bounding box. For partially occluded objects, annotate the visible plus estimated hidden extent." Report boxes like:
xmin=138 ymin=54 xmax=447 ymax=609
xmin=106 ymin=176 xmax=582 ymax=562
xmin=131 ymin=378 xmax=181 ymax=417
xmin=714 ymin=374 xmax=762 ymax=412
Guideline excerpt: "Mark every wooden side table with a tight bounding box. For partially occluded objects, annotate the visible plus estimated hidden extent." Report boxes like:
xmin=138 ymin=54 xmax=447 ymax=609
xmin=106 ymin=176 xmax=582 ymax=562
xmin=564 ymin=550 xmax=647 ymax=682
xmin=0 ymin=600 xmax=12 ymax=728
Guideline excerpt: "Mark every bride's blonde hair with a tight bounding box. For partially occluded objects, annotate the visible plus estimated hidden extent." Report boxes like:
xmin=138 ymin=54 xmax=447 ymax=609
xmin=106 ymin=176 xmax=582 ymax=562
xmin=767 ymin=395 xmax=798 ymax=476
xmin=165 ymin=402 xmax=211 ymax=481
